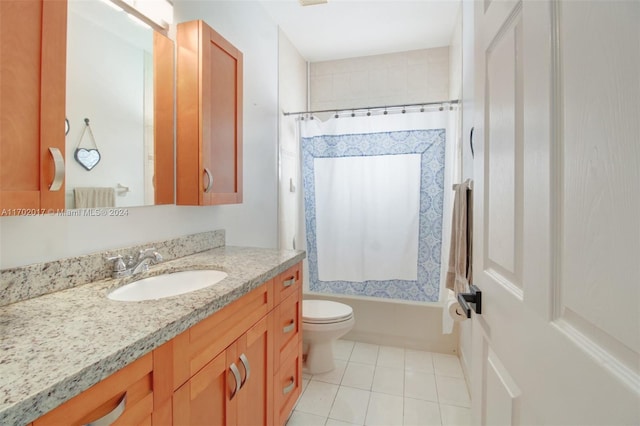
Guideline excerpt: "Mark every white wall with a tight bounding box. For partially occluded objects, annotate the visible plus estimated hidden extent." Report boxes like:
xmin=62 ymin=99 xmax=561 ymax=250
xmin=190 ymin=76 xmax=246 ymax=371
xmin=277 ymin=29 xmax=307 ymax=250
xmin=460 ymin=0 xmax=475 ymax=181
xmin=449 ymin=6 xmax=462 ymax=101
xmin=309 ymin=47 xmax=450 ymax=112
xmin=0 ymin=0 xmax=280 ymax=269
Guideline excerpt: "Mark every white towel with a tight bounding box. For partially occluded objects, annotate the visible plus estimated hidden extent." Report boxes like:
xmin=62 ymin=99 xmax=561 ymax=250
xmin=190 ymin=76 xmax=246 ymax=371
xmin=74 ymin=187 xmax=115 ymax=208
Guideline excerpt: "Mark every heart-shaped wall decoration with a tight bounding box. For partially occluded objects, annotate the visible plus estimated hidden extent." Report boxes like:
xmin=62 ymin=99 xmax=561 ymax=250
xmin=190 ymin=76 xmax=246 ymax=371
xmin=74 ymin=148 xmax=101 ymax=171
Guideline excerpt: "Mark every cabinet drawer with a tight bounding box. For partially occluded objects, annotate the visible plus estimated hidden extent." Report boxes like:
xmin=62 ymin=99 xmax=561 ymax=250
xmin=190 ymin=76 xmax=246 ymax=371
xmin=274 ymin=262 xmax=301 ymax=305
xmin=34 ymin=353 xmax=153 ymax=426
xmin=173 ymin=280 xmax=274 ymax=389
xmin=274 ymin=340 xmax=302 ymax=426
xmin=274 ymin=291 xmax=301 ymax=368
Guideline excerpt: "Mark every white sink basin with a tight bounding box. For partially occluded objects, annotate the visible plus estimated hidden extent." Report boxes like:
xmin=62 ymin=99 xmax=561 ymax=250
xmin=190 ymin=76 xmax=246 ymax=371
xmin=107 ymin=270 xmax=228 ymax=302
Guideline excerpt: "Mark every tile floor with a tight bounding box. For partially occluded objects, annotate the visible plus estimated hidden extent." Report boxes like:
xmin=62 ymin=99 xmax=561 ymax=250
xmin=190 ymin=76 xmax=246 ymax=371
xmin=287 ymin=340 xmax=471 ymax=426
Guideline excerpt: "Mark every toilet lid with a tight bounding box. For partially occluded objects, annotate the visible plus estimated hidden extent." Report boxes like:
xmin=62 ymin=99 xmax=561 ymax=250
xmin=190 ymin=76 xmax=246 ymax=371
xmin=303 ymin=300 xmax=353 ymax=324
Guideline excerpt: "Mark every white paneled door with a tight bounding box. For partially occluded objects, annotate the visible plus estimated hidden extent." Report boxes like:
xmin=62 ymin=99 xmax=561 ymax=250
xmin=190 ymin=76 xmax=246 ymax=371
xmin=471 ymin=0 xmax=639 ymax=424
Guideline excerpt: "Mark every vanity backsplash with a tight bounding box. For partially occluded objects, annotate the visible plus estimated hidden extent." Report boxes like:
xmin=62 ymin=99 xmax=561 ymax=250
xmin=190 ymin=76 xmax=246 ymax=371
xmin=0 ymin=230 xmax=225 ymax=307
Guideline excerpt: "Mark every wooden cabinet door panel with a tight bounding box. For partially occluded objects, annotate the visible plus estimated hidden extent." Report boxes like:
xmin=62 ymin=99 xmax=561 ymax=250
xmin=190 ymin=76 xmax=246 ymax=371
xmin=0 ymin=0 xmax=66 ymax=211
xmin=176 ymin=20 xmax=243 ymax=206
xmin=173 ymin=349 xmax=236 ymax=426
xmin=236 ymin=313 xmax=274 ymax=426
xmin=201 ymin=25 xmax=242 ymax=205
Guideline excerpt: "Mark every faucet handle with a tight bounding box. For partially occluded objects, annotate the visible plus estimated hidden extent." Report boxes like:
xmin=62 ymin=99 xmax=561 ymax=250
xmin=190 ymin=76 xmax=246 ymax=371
xmin=140 ymin=247 xmax=163 ymax=262
xmin=139 ymin=247 xmax=156 ymax=257
xmin=106 ymin=255 xmax=127 ymax=272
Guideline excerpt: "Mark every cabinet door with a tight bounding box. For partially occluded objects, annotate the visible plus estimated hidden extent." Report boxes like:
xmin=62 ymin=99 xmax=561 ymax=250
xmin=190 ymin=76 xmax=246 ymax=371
xmin=201 ymin=23 xmax=243 ymax=205
xmin=176 ymin=20 xmax=243 ymax=206
xmin=173 ymin=348 xmax=237 ymax=426
xmin=236 ymin=313 xmax=274 ymax=426
xmin=0 ymin=0 xmax=66 ymax=212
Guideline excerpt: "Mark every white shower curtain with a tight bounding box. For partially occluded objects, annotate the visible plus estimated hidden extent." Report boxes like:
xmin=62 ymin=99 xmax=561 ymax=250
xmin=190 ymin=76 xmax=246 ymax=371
xmin=281 ymin=108 xmax=459 ymax=302
xmin=314 ymin=152 xmax=422 ymax=282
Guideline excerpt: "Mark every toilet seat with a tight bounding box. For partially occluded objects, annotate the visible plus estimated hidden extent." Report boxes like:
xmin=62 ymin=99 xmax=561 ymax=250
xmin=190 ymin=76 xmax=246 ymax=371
xmin=303 ymin=300 xmax=354 ymax=324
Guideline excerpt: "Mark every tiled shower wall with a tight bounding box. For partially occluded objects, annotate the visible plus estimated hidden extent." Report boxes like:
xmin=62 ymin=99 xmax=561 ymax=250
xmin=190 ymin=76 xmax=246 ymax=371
xmin=309 ymin=47 xmax=450 ymax=112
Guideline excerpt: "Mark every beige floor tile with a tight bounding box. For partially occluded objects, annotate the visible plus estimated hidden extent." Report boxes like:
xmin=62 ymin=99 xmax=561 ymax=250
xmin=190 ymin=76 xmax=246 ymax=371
xmin=341 ymin=362 xmax=375 ymax=390
xmin=365 ymin=392 xmax=404 ymax=426
xmin=404 ymin=397 xmax=442 ymax=426
xmin=295 ymin=380 xmax=340 ymax=417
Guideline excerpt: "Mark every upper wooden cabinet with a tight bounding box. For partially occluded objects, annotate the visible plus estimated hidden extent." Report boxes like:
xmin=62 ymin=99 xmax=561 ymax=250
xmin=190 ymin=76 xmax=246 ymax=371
xmin=176 ymin=20 xmax=243 ymax=206
xmin=0 ymin=0 xmax=67 ymax=213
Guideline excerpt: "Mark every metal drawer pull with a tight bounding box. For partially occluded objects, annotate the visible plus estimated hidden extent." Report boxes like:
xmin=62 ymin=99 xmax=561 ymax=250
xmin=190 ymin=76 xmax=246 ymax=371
xmin=229 ymin=362 xmax=241 ymax=400
xmin=283 ymin=320 xmax=295 ymax=334
xmin=203 ymin=168 xmax=213 ymax=193
xmin=239 ymin=353 xmax=251 ymax=389
xmin=282 ymin=277 xmax=295 ymax=288
xmin=49 ymin=147 xmax=65 ymax=191
xmin=282 ymin=377 xmax=295 ymax=395
xmin=84 ymin=394 xmax=126 ymax=426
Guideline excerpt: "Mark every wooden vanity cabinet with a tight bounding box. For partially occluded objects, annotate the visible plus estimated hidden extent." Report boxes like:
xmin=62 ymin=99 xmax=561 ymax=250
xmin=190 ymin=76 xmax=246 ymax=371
xmin=31 ymin=262 xmax=303 ymax=426
xmin=168 ymin=264 xmax=303 ymax=426
xmin=169 ymin=282 xmax=274 ymax=426
xmin=176 ymin=19 xmax=243 ymax=206
xmin=273 ymin=263 xmax=303 ymax=425
xmin=0 ymin=0 xmax=67 ymax=213
xmin=173 ymin=313 xmax=274 ymax=426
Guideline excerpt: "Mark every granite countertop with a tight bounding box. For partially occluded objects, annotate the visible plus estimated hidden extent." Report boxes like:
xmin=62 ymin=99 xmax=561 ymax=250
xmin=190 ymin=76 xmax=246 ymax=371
xmin=0 ymin=245 xmax=305 ymax=425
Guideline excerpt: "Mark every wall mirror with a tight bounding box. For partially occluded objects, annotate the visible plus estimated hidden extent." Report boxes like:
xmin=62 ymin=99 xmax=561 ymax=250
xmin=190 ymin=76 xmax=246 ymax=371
xmin=65 ymin=0 xmax=174 ymax=208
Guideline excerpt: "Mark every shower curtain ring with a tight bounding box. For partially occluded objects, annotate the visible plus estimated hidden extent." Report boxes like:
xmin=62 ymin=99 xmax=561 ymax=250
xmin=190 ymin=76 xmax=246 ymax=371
xmin=334 ymin=111 xmax=339 ymax=118
xmin=351 ymin=110 xmax=355 ymax=117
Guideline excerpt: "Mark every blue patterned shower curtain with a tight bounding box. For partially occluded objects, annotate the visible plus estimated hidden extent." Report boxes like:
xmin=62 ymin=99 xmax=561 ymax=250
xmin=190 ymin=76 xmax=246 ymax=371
xmin=299 ymin=110 xmax=457 ymax=303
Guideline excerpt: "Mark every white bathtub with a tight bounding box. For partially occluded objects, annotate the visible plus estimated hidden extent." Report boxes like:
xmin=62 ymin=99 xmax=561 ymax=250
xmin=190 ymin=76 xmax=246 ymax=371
xmin=303 ymin=291 xmax=459 ymax=354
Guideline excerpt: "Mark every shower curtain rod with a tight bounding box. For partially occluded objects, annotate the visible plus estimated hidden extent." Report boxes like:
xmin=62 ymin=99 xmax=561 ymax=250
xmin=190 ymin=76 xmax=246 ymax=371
xmin=282 ymin=99 xmax=459 ymax=116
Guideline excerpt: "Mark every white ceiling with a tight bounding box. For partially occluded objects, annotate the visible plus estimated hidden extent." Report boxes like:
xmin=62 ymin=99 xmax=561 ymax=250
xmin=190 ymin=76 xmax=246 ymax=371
xmin=258 ymin=0 xmax=461 ymax=62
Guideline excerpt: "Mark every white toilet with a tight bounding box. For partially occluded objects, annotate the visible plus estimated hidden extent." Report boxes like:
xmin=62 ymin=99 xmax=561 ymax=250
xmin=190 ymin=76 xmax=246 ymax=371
xmin=302 ymin=299 xmax=355 ymax=374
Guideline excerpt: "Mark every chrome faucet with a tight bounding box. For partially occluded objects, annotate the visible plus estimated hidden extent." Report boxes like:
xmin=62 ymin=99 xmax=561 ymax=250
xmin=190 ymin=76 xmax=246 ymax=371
xmin=107 ymin=247 xmax=163 ymax=279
